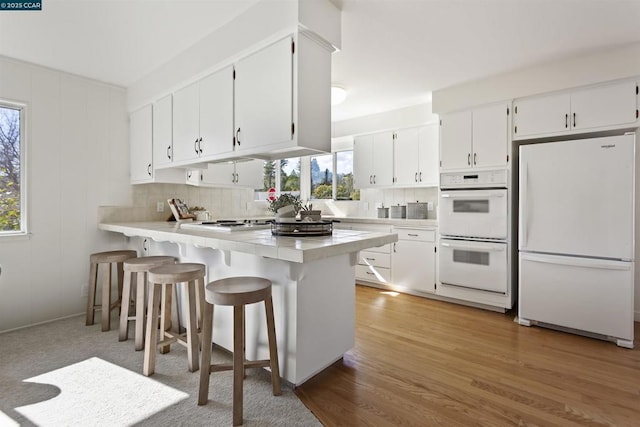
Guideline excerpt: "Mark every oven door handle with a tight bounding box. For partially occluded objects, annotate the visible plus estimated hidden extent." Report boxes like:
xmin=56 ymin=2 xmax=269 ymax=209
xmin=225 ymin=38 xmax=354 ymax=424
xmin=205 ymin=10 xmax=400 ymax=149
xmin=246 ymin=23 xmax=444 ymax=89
xmin=440 ymin=193 xmax=504 ymax=199
xmin=441 ymin=242 xmax=505 ymax=252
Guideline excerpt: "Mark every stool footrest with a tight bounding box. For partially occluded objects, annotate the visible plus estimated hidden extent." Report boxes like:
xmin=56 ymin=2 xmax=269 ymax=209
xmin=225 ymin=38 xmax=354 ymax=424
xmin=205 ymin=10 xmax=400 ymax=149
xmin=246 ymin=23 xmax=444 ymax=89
xmin=209 ymin=359 xmax=271 ymax=373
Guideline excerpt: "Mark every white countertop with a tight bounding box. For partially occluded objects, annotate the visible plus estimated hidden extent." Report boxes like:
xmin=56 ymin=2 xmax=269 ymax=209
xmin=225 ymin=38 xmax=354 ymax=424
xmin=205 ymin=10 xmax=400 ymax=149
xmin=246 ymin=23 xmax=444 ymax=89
xmin=99 ymin=221 xmax=398 ymax=263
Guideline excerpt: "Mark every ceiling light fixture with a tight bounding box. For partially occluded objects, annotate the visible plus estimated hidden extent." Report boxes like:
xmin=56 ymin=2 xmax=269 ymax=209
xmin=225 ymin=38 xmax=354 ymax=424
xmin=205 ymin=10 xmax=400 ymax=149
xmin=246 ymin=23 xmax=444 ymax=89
xmin=331 ymin=85 xmax=347 ymax=106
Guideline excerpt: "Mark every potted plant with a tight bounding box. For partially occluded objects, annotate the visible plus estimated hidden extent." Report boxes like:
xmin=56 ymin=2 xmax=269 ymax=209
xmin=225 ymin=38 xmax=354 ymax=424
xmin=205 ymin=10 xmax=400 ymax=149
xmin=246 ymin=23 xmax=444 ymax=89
xmin=299 ymin=202 xmax=322 ymax=221
xmin=268 ymin=194 xmax=302 ymax=219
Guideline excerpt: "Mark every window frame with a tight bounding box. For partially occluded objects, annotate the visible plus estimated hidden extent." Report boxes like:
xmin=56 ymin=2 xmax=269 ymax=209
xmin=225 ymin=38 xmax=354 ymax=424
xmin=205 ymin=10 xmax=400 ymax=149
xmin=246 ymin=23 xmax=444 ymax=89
xmin=0 ymin=100 xmax=27 ymax=236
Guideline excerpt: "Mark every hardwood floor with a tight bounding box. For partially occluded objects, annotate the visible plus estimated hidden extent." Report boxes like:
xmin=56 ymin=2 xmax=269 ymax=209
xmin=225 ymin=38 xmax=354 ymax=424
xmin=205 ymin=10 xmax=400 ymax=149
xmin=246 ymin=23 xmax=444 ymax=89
xmin=295 ymin=285 xmax=640 ymax=427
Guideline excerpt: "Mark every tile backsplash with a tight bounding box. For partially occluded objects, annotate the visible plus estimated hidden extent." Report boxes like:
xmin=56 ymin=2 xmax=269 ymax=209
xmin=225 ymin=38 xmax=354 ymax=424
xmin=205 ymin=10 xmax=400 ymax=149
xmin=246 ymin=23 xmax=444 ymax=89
xmin=119 ymin=184 xmax=438 ymax=221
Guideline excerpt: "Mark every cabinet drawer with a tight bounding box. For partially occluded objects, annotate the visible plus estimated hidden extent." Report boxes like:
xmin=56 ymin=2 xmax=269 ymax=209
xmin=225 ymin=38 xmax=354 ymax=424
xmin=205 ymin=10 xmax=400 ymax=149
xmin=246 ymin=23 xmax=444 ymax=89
xmin=395 ymin=228 xmax=436 ymax=242
xmin=358 ymin=251 xmax=391 ymax=268
xmin=356 ymin=265 xmax=391 ymax=284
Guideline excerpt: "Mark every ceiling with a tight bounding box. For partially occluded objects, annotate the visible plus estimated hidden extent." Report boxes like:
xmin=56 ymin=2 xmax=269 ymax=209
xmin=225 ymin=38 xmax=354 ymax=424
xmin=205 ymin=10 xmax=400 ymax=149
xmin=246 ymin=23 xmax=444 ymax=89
xmin=2 ymin=0 xmax=640 ymax=122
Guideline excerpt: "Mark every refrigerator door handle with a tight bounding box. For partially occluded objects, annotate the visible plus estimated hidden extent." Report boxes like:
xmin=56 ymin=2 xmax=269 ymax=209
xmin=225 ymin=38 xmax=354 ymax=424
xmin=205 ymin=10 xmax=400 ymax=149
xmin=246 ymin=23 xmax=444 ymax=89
xmin=520 ymin=161 xmax=528 ymax=248
xmin=522 ymin=253 xmax=631 ymax=271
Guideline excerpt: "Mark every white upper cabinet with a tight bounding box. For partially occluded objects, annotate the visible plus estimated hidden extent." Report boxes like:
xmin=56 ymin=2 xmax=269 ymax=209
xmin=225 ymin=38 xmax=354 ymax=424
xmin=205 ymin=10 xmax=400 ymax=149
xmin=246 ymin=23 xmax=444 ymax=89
xmin=130 ymin=103 xmax=185 ymax=185
xmin=172 ymin=66 xmax=234 ymax=164
xmin=394 ymin=125 xmax=438 ymax=186
xmin=187 ymin=159 xmax=263 ymax=188
xmin=472 ymin=103 xmax=510 ymax=169
xmin=233 ymin=34 xmax=331 ymax=159
xmin=513 ymin=79 xmax=637 ymax=140
xmin=153 ymin=95 xmax=173 ymax=169
xmin=234 ymin=37 xmax=293 ymax=152
xmin=440 ymin=104 xmax=509 ymax=171
xmin=354 ymin=132 xmax=394 ymax=189
xmin=440 ymin=111 xmax=472 ymax=171
xmin=130 ymin=105 xmax=153 ymax=183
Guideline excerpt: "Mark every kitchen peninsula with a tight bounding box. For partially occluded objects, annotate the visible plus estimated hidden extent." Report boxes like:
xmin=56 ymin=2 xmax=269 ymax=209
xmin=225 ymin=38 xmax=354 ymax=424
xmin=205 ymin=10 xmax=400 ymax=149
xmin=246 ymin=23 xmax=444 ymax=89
xmin=99 ymin=221 xmax=397 ymax=385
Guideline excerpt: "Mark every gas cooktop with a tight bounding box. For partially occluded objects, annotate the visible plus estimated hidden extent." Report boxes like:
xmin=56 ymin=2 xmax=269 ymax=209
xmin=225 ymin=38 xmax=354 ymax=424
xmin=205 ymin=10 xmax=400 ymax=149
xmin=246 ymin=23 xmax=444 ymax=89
xmin=180 ymin=219 xmax=272 ymax=232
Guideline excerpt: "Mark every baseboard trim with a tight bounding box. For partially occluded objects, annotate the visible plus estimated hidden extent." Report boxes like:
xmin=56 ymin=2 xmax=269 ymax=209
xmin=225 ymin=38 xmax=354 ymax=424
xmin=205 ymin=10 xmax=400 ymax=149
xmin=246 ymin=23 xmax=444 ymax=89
xmin=0 ymin=312 xmax=84 ymax=335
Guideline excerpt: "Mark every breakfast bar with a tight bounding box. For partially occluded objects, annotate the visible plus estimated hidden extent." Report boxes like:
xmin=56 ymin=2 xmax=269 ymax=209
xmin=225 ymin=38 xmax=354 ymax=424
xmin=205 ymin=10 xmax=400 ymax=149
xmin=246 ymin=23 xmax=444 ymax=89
xmin=99 ymin=221 xmax=397 ymax=385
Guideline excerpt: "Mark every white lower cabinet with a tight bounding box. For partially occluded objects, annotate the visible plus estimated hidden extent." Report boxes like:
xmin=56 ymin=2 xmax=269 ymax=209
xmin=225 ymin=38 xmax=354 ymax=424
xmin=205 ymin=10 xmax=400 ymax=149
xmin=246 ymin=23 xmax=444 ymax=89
xmin=391 ymin=227 xmax=436 ymax=293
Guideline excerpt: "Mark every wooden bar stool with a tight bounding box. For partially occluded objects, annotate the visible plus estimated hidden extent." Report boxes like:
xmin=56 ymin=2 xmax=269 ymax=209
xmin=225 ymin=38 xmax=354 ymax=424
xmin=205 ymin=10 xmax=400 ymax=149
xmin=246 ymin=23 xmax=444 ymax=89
xmin=119 ymin=256 xmax=176 ymax=350
xmin=144 ymin=263 xmax=206 ymax=376
xmin=198 ymin=277 xmax=281 ymax=426
xmin=86 ymin=250 xmax=137 ymax=332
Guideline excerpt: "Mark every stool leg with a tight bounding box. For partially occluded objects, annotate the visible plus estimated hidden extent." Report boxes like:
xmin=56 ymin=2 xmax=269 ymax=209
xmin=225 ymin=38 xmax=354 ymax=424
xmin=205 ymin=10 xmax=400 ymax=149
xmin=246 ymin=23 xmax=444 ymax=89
xmin=86 ymin=262 xmax=98 ymax=326
xmin=118 ymin=269 xmax=133 ymax=341
xmin=160 ymin=283 xmax=172 ymax=354
xmin=101 ymin=262 xmax=112 ymax=332
xmin=195 ymin=277 xmax=205 ymax=330
xmin=185 ymin=280 xmax=200 ymax=372
xmin=134 ymin=271 xmax=146 ymax=351
xmin=233 ymin=305 xmax=244 ymax=426
xmin=265 ymin=296 xmax=281 ymax=396
xmin=198 ymin=300 xmax=214 ymax=405
xmin=144 ymin=282 xmax=161 ymax=376
xmin=116 ymin=261 xmax=125 ymax=312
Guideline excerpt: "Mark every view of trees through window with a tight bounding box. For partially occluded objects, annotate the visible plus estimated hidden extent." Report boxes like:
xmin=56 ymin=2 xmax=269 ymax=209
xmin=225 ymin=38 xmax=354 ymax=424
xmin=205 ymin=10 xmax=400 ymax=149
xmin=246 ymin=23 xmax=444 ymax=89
xmin=310 ymin=151 xmax=358 ymax=200
xmin=0 ymin=104 xmax=21 ymax=232
xmin=256 ymin=157 xmax=301 ymax=200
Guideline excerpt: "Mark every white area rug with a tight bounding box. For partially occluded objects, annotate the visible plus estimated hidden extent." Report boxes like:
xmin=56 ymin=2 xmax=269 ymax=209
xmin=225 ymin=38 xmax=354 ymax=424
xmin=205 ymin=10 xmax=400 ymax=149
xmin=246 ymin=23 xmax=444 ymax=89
xmin=16 ymin=358 xmax=188 ymax=426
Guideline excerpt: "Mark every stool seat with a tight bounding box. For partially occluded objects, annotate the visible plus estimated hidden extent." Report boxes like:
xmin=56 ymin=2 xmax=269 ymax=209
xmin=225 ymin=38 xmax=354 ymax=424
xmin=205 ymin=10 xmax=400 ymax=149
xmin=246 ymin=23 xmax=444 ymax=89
xmin=119 ymin=256 xmax=176 ymax=350
xmin=205 ymin=277 xmax=272 ymax=306
xmin=198 ymin=276 xmax=280 ymax=426
xmin=90 ymin=250 xmax=138 ymax=264
xmin=144 ymin=263 xmax=206 ymax=376
xmin=86 ymin=250 xmax=137 ymax=332
xmin=148 ymin=263 xmax=206 ymax=284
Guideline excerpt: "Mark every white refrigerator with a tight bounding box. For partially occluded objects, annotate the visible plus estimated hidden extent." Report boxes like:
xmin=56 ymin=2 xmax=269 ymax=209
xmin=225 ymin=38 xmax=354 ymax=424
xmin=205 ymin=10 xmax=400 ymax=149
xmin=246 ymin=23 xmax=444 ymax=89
xmin=518 ymin=134 xmax=635 ymax=348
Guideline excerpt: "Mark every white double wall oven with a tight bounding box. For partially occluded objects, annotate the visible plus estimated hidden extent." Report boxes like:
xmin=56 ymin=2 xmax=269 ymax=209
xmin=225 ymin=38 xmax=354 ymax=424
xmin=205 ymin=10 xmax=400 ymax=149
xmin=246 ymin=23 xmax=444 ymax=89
xmin=438 ymin=170 xmax=514 ymax=310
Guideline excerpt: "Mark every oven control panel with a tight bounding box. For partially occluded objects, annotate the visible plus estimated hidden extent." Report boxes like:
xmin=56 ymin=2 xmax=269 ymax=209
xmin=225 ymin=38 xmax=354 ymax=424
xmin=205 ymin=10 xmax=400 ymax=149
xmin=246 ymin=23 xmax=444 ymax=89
xmin=440 ymin=169 xmax=507 ymax=188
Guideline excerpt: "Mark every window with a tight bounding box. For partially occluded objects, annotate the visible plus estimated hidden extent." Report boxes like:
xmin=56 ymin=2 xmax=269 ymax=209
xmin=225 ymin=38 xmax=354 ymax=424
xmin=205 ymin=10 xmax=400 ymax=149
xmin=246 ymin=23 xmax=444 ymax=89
xmin=309 ymin=150 xmax=359 ymax=201
xmin=0 ymin=102 xmax=25 ymax=234
xmin=310 ymin=154 xmax=332 ymax=199
xmin=256 ymin=157 xmax=301 ymax=200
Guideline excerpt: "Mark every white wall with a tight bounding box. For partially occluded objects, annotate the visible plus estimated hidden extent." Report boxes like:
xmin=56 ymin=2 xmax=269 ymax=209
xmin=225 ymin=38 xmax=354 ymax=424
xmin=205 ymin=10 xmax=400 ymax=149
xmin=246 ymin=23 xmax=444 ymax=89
xmin=432 ymin=42 xmax=640 ymax=114
xmin=332 ymin=103 xmax=437 ymax=138
xmin=0 ymin=57 xmax=131 ymax=333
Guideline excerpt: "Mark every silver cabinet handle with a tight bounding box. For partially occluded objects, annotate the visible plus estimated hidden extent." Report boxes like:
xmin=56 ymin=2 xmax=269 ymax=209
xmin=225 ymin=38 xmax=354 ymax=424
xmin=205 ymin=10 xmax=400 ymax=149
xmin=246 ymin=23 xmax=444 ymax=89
xmin=473 ymin=153 xmax=477 ymax=165
xmin=365 ymin=257 xmax=376 ymax=261
xmin=373 ymin=175 xmax=376 ymax=184
xmin=194 ymin=138 xmax=199 ymax=154
xmin=167 ymin=146 xmax=171 ymax=160
xmin=408 ymin=233 xmax=419 ymax=237
xmin=369 ymin=175 xmax=373 ymax=184
xmin=565 ymin=113 xmax=568 ymax=128
xmin=147 ymin=163 xmax=152 ymax=177
xmin=419 ymin=172 xmax=422 ymax=182
xmin=467 ymin=153 xmax=471 ymax=165
xmin=198 ymin=137 xmax=203 ymax=154
xmin=573 ymin=112 xmax=576 ymax=127
xmin=415 ymin=172 xmax=418 ymax=183
xmin=393 ymin=242 xmax=397 ymax=252
xmin=235 ymin=128 xmax=241 ymax=146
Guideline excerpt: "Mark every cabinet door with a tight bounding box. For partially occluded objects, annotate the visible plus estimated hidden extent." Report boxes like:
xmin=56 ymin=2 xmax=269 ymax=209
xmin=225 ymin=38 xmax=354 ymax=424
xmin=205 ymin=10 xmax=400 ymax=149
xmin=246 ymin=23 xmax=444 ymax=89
xmin=513 ymin=92 xmax=570 ymax=139
xmin=234 ymin=37 xmax=293 ymax=151
xmin=201 ymin=162 xmax=235 ymax=186
xmin=353 ymin=134 xmax=373 ymax=189
xmin=417 ymin=125 xmax=439 ymax=186
xmin=394 ymin=128 xmax=420 ymax=186
xmin=472 ymin=103 xmax=509 ymax=169
xmin=440 ymin=111 xmax=472 ymax=171
xmin=153 ymin=95 xmax=173 ymax=168
xmin=130 ymin=105 xmax=153 ymax=183
xmin=372 ymin=131 xmax=394 ymax=186
xmin=392 ymin=239 xmax=435 ymax=293
xmin=571 ymin=80 xmax=637 ymax=131
xmin=235 ymin=159 xmax=264 ymax=188
xmin=199 ymin=66 xmax=234 ymax=157
xmin=172 ymin=82 xmax=200 ymax=163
